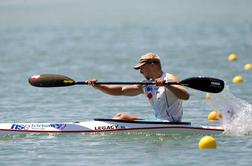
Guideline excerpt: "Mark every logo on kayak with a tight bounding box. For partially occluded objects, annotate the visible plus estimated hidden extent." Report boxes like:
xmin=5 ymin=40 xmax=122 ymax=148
xmin=50 ymin=124 xmax=66 ymax=130
xmin=94 ymin=124 xmax=119 ymax=130
xmin=11 ymin=124 xmax=28 ymax=130
xmin=11 ymin=123 xmax=66 ymax=130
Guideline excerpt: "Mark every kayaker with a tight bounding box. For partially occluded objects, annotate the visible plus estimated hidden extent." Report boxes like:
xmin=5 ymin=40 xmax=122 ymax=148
xmin=86 ymin=53 xmax=190 ymax=122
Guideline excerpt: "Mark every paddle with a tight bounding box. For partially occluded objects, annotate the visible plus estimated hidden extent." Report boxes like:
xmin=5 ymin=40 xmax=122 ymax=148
xmin=28 ymin=74 xmax=224 ymax=93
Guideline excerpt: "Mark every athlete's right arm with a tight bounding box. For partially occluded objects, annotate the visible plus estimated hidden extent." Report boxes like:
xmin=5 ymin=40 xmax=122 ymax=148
xmin=85 ymin=79 xmax=143 ymax=96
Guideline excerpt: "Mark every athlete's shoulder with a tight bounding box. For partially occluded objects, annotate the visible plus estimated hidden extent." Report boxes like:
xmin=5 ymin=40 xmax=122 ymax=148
xmin=164 ymin=73 xmax=179 ymax=82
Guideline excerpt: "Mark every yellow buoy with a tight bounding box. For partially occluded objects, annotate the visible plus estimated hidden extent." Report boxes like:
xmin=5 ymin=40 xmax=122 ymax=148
xmin=205 ymin=93 xmax=212 ymax=101
xmin=232 ymin=75 xmax=244 ymax=83
xmin=228 ymin=53 xmax=238 ymax=61
xmin=208 ymin=111 xmax=222 ymax=121
xmin=199 ymin=136 xmax=217 ymax=149
xmin=244 ymin=64 xmax=252 ymax=70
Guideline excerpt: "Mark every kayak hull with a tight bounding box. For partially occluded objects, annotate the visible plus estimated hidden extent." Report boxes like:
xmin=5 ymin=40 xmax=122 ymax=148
xmin=0 ymin=119 xmax=224 ymax=135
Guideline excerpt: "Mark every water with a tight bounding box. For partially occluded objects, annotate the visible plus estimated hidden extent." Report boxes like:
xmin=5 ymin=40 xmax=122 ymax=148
xmin=0 ymin=0 xmax=252 ymax=165
xmin=209 ymin=87 xmax=252 ymax=136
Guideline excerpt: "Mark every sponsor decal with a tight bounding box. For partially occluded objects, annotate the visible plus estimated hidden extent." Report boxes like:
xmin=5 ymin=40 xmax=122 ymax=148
xmin=211 ymin=81 xmax=221 ymax=87
xmin=147 ymin=92 xmax=153 ymax=99
xmin=147 ymin=86 xmax=152 ymax=91
xmin=50 ymin=124 xmax=66 ymax=130
xmin=94 ymin=125 xmax=119 ymax=130
xmin=11 ymin=124 xmax=29 ymax=130
xmin=63 ymin=80 xmax=74 ymax=84
xmin=10 ymin=123 xmax=66 ymax=130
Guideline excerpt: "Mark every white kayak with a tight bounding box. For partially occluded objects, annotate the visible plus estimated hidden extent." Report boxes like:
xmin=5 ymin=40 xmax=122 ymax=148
xmin=0 ymin=118 xmax=224 ymax=135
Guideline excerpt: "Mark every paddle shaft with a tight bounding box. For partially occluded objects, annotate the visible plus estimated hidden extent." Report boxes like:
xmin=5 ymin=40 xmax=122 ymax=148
xmin=74 ymin=81 xmax=181 ymax=85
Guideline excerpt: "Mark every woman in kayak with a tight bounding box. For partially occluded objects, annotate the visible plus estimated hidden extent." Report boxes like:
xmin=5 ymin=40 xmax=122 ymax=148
xmin=86 ymin=53 xmax=190 ymax=122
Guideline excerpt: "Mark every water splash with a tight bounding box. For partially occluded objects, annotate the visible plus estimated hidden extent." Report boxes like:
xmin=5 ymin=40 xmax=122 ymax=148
xmin=209 ymin=87 xmax=252 ymax=136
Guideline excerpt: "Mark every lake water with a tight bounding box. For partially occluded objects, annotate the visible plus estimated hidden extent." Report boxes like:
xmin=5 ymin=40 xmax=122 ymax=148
xmin=0 ymin=0 xmax=252 ymax=165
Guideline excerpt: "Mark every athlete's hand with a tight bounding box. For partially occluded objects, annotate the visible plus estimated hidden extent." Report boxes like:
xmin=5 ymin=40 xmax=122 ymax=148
xmin=154 ymin=78 xmax=166 ymax=86
xmin=86 ymin=79 xmax=98 ymax=87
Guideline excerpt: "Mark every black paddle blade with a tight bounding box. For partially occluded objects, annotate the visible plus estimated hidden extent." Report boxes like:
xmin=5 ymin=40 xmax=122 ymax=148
xmin=28 ymin=74 xmax=76 ymax=87
xmin=179 ymin=77 xmax=225 ymax=93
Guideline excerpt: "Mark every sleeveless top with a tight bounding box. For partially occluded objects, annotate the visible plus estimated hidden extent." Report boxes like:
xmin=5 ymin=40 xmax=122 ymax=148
xmin=143 ymin=73 xmax=183 ymax=122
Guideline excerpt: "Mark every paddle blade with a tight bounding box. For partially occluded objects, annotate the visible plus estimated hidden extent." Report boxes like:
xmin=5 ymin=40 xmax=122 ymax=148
xmin=28 ymin=74 xmax=76 ymax=87
xmin=180 ymin=77 xmax=224 ymax=93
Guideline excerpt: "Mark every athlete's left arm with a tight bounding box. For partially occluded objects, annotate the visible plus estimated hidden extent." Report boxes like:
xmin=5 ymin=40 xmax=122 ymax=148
xmin=155 ymin=75 xmax=190 ymax=100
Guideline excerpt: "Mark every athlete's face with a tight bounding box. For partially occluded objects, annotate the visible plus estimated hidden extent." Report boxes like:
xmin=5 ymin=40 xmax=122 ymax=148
xmin=139 ymin=63 xmax=153 ymax=80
